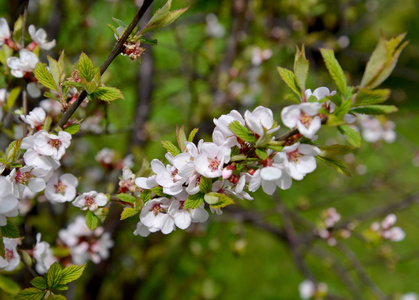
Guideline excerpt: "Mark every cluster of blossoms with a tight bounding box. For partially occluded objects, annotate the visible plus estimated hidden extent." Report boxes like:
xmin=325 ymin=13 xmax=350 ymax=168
xmin=357 ymin=115 xmax=396 ymax=143
xmin=129 ymin=93 xmax=343 ymax=235
xmin=370 ymin=214 xmax=406 ymax=242
xmin=58 ymin=216 xmax=114 ymax=265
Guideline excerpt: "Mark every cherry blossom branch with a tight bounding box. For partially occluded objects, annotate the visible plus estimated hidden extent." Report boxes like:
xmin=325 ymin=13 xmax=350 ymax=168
xmin=54 ymin=0 xmax=154 ymax=130
xmin=21 ymin=0 xmax=29 ymax=137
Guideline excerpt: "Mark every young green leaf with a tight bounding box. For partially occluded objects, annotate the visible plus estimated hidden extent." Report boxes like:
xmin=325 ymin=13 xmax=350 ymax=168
xmin=34 ymin=63 xmax=57 ymax=91
xmin=112 ymin=17 xmax=128 ymax=30
xmin=121 ymin=208 xmax=139 ymax=220
xmin=294 ymin=45 xmax=309 ymax=93
xmin=93 ymin=87 xmax=124 ymax=102
xmin=1 ymin=220 xmax=20 ymax=238
xmin=205 ymin=193 xmax=235 ymax=209
xmin=276 ymin=66 xmax=301 ymax=97
xmin=350 ymin=105 xmax=398 ymax=115
xmin=320 ymin=48 xmax=347 ymax=95
xmin=15 ymin=287 xmax=45 ymax=300
xmin=317 ymin=156 xmax=351 ymax=176
xmin=184 ymin=193 xmax=204 ymax=209
xmin=86 ymin=211 xmax=99 ymax=231
xmin=338 ymin=125 xmax=362 ymax=148
xmin=199 ymin=176 xmax=212 ymax=194
xmin=188 ymin=128 xmax=199 ymax=142
xmin=60 ymin=264 xmax=86 ymax=285
xmin=46 ymin=263 xmax=63 ymax=289
xmin=78 ymin=53 xmax=96 ymax=82
xmin=0 ymin=275 xmax=21 ymax=295
xmin=255 ymin=148 xmax=268 ymax=160
xmin=319 ymin=144 xmax=354 ymax=157
xmin=354 ymin=89 xmax=390 ymax=106
xmin=47 ymin=55 xmax=61 ymax=87
xmin=151 ymin=186 xmax=166 ymax=197
xmin=116 ymin=193 xmax=136 ymax=204
xmin=140 ymin=189 xmax=151 ymax=203
xmin=5 ymin=86 xmax=21 ymax=110
xmin=30 ymin=277 xmax=48 ymax=290
xmin=176 ymin=125 xmax=187 ymax=152
xmin=6 ymin=139 xmax=22 ymax=164
xmin=228 ymin=121 xmax=257 ymax=144
xmin=161 ymin=140 xmax=181 ymax=157
xmin=64 ymin=124 xmax=80 ymax=135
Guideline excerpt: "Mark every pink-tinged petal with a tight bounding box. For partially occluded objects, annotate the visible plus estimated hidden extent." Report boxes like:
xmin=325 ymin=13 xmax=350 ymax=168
xmin=260 ymin=166 xmax=282 ymax=181
xmin=248 ymin=169 xmax=261 ymax=192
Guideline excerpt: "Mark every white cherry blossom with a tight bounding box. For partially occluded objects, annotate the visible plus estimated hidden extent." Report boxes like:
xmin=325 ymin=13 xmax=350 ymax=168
xmin=140 ymin=197 xmax=175 ymax=234
xmin=168 ymin=198 xmax=209 ymax=230
xmin=34 ymin=233 xmax=57 ymax=274
xmin=194 ymin=142 xmax=231 ymax=178
xmin=20 ymin=107 xmax=46 ymax=130
xmin=28 ymin=25 xmax=56 ymax=50
xmin=0 ymin=176 xmax=19 ymax=226
xmin=7 ymin=49 xmax=39 ymax=78
xmin=244 ymin=106 xmax=280 ymax=137
xmin=0 ymin=18 xmax=11 ymax=46
xmin=151 ymin=157 xmax=186 ymax=196
xmin=73 ymin=191 xmax=108 ymax=211
xmin=31 ymin=130 xmax=71 ymax=160
xmin=281 ymin=102 xmax=322 ymax=139
xmin=0 ymin=238 xmax=20 ymax=271
xmin=45 ymin=173 xmax=78 ymax=203
xmin=8 ymin=166 xmax=46 ymax=198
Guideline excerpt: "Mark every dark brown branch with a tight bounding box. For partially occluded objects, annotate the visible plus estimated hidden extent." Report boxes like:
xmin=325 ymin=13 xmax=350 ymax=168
xmin=54 ymin=0 xmax=154 ymax=130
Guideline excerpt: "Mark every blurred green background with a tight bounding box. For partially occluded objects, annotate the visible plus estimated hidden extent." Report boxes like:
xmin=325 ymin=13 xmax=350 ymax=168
xmin=1 ymin=0 xmax=419 ymax=299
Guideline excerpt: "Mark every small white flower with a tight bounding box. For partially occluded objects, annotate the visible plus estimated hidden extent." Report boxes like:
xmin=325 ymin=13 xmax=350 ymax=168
xmin=299 ymin=279 xmax=316 ymax=299
xmin=140 ymin=197 xmax=175 ymax=234
xmin=251 ymin=47 xmax=272 ymax=66
xmin=277 ymin=142 xmax=320 ymax=180
xmin=281 ymin=102 xmax=322 ymax=139
xmin=95 ymin=148 xmax=115 ymax=165
xmin=0 ymin=238 xmax=20 ymax=271
xmin=7 ymin=49 xmax=39 ymax=78
xmin=73 ymin=191 xmax=108 ymax=211
xmin=194 ymin=142 xmax=231 ymax=178
xmin=151 ymin=158 xmax=186 ymax=196
xmin=133 ymin=221 xmax=151 ymax=237
xmin=0 ymin=18 xmax=11 ymax=46
xmin=168 ymin=200 xmax=209 ymax=230
xmin=20 ymin=107 xmax=46 ymax=130
xmin=45 ymin=173 xmax=78 ymax=203
xmin=359 ymin=116 xmax=396 ymax=143
xmin=244 ymin=106 xmax=279 ymax=137
xmin=32 ymin=130 xmax=72 ymax=160
xmin=205 ymin=14 xmax=225 ymax=38
xmin=402 ymin=292 xmax=418 ymax=300
xmin=39 ymin=99 xmax=63 ymax=116
xmin=0 ymin=176 xmax=19 ymax=225
xmin=28 ymin=25 xmax=56 ymax=50
xmin=8 ymin=166 xmax=46 ymax=198
xmin=34 ymin=233 xmax=57 ymax=274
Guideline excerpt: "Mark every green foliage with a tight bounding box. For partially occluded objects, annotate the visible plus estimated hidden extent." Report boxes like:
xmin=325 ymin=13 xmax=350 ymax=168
xmin=199 ymin=176 xmax=212 ymax=194
xmin=86 ymin=211 xmax=100 ymax=230
xmin=338 ymin=125 xmax=362 ymax=148
xmin=320 ymin=48 xmax=347 ymax=96
xmin=0 ymin=275 xmax=20 ymax=295
xmin=188 ymin=128 xmax=199 ymax=142
xmin=35 ymin=63 xmax=57 ymax=91
xmin=47 ymin=263 xmax=63 ymax=289
xmin=350 ymin=105 xmax=398 ymax=115
xmin=5 ymin=86 xmax=21 ymax=111
xmin=93 ymin=87 xmax=125 ymax=102
xmin=354 ymin=89 xmax=391 ymax=106
xmin=60 ymin=264 xmax=86 ymax=284
xmin=317 ymin=156 xmax=351 ymax=176
xmin=184 ymin=192 xmax=204 ymax=209
xmin=78 ymin=53 xmax=96 ymax=82
xmin=176 ymin=125 xmax=187 ymax=152
xmin=294 ymin=45 xmax=309 ymax=94
xmin=64 ymin=124 xmax=80 ymax=135
xmin=204 ymin=193 xmax=235 ymax=209
xmin=15 ymin=287 xmax=45 ymax=300
xmin=228 ymin=121 xmax=257 ymax=144
xmin=318 ymin=144 xmax=354 ymax=157
xmin=360 ymin=33 xmax=408 ymax=89
xmin=1 ymin=220 xmax=20 ymax=238
xmin=30 ymin=277 xmax=48 ymax=290
xmin=161 ymin=140 xmax=181 ymax=157
xmin=116 ymin=193 xmax=136 ymax=204
xmin=255 ymin=148 xmax=268 ymax=160
xmin=121 ymin=208 xmax=139 ymax=220
xmin=276 ymin=66 xmax=301 ymax=97
xmin=6 ymin=139 xmax=22 ymax=166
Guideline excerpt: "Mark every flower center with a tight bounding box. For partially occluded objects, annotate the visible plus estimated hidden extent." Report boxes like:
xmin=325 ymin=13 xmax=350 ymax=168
xmin=15 ymin=170 xmax=32 ymax=184
xmin=54 ymin=181 xmax=67 ymax=195
xmin=287 ymin=150 xmax=301 ymax=163
xmin=171 ymin=169 xmax=179 ymax=182
xmin=208 ymin=157 xmax=221 ymax=172
xmin=299 ymin=112 xmax=313 ymax=128
xmin=84 ymin=196 xmax=96 ymax=207
xmin=5 ymin=249 xmax=14 ymax=262
xmin=48 ymin=138 xmax=62 ymax=149
xmin=151 ymin=203 xmax=163 ymax=215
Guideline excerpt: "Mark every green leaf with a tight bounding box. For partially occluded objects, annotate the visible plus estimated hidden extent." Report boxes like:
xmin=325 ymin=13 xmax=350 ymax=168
xmin=140 ymin=37 xmax=158 ymax=45
xmin=350 ymin=105 xmax=398 ymax=115
xmin=15 ymin=288 xmax=45 ymax=300
xmin=320 ymin=48 xmax=347 ymax=95
xmin=0 ymin=232 xmax=4 ymax=258
xmin=112 ymin=17 xmax=128 ymax=30
xmin=294 ymin=45 xmax=309 ymax=94
xmin=60 ymin=264 xmax=86 ymax=284
xmin=86 ymin=211 xmax=99 ymax=231
xmin=205 ymin=193 xmax=235 ymax=209
xmin=30 ymin=277 xmax=48 ymax=290
xmin=0 ymin=275 xmax=20 ymax=295
xmin=64 ymin=124 xmax=80 ymax=135
xmin=199 ymin=177 xmax=212 ymax=194
xmin=34 ymin=63 xmax=57 ymax=91
xmin=53 ymin=284 xmax=68 ymax=291
xmin=140 ymin=190 xmax=151 ymax=203
xmin=116 ymin=193 xmax=136 ymax=204
xmin=52 ymin=294 xmax=67 ymax=300
xmin=121 ymin=208 xmax=139 ymax=220
xmin=107 ymin=24 xmax=120 ymax=38
xmin=6 ymin=139 xmax=22 ymax=164
xmin=317 ymin=156 xmax=351 ymax=176
xmin=93 ymin=87 xmax=124 ymax=102
xmin=5 ymin=87 xmax=21 ymax=110
xmin=46 ymin=263 xmax=63 ymax=289
xmin=354 ymin=89 xmax=391 ymax=106
xmin=255 ymin=148 xmax=268 ymax=160
xmin=276 ymin=66 xmax=301 ymax=97
xmin=338 ymin=125 xmax=362 ymax=148
xmin=184 ymin=192 xmax=204 ymax=209
xmin=361 ymin=33 xmax=408 ymax=89
xmin=43 ymin=116 xmax=53 ymax=132
xmin=12 ymin=16 xmax=23 ymax=46
xmin=1 ymin=220 xmax=20 ymax=238
xmin=159 ymin=7 xmax=189 ymax=27
xmin=319 ymin=144 xmax=354 ymax=157
xmin=161 ymin=140 xmax=181 ymax=157
xmin=176 ymin=125 xmax=187 ymax=152
xmin=78 ymin=53 xmax=96 ymax=82
xmin=151 ymin=186 xmax=166 ymax=197
xmin=47 ymin=55 xmax=61 ymax=87
xmin=228 ymin=121 xmax=256 ymax=144
xmin=141 ymin=0 xmax=172 ymax=35
xmin=188 ymin=128 xmax=199 ymax=142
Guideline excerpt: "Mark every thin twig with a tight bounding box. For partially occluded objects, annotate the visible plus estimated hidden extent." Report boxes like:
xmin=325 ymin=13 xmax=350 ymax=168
xmin=21 ymin=0 xmax=29 ymax=137
xmin=54 ymin=0 xmax=154 ymax=130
